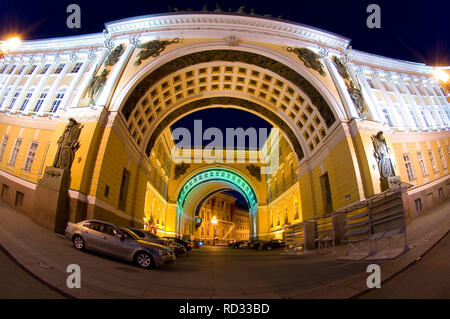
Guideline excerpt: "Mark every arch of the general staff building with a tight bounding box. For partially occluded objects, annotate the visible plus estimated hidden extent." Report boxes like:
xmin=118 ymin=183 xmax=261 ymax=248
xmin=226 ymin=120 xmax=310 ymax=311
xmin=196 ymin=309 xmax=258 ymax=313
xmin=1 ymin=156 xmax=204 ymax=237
xmin=0 ymin=12 xmax=448 ymax=240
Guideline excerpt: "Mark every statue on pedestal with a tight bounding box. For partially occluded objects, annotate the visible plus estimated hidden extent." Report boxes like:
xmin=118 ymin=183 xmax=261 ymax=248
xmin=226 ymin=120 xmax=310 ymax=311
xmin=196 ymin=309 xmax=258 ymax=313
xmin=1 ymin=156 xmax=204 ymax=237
xmin=53 ymin=118 xmax=83 ymax=172
xmin=371 ymin=131 xmax=400 ymax=190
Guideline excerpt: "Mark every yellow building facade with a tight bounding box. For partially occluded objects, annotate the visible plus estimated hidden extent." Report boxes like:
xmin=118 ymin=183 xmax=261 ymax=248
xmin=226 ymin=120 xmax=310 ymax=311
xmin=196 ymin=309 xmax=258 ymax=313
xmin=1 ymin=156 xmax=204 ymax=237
xmin=0 ymin=12 xmax=448 ymax=241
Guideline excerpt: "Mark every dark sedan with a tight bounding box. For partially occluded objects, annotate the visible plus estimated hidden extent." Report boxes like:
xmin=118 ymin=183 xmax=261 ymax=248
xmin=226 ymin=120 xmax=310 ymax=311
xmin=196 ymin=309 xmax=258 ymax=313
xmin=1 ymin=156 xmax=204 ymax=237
xmin=261 ymin=239 xmax=286 ymax=250
xmin=163 ymin=237 xmax=192 ymax=251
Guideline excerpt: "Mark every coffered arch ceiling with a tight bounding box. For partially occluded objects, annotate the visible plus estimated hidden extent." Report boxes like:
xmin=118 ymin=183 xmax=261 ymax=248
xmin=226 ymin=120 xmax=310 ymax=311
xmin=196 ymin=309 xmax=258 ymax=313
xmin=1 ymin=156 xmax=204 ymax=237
xmin=120 ymin=49 xmax=338 ymax=162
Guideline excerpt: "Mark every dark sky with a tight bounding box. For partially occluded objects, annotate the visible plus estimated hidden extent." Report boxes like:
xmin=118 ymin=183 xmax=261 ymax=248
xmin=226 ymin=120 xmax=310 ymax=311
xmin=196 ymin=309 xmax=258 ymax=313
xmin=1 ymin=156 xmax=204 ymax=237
xmin=0 ymin=0 xmax=448 ymax=66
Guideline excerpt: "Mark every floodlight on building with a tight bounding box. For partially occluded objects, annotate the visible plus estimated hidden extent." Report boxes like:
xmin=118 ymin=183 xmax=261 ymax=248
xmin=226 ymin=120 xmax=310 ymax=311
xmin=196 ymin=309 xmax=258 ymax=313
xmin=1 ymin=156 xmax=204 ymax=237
xmin=0 ymin=37 xmax=21 ymax=58
xmin=433 ymin=68 xmax=449 ymax=84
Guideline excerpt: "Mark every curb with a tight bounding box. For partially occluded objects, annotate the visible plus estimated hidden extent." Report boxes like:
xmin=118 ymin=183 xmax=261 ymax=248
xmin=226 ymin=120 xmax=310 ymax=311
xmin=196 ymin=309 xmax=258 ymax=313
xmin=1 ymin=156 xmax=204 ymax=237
xmin=350 ymin=228 xmax=450 ymax=299
xmin=0 ymin=243 xmax=76 ymax=299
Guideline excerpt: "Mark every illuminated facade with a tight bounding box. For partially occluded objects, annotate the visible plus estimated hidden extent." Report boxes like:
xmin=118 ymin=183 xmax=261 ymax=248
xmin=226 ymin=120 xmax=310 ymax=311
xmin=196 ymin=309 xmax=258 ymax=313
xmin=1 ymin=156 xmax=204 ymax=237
xmin=0 ymin=12 xmax=448 ymax=240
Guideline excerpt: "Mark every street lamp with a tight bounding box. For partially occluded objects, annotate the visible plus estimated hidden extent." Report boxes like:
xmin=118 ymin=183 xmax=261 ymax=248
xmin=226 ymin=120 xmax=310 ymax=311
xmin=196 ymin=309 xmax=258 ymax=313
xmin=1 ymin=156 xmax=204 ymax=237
xmin=433 ymin=67 xmax=450 ymax=95
xmin=211 ymin=215 xmax=218 ymax=246
xmin=0 ymin=37 xmax=21 ymax=59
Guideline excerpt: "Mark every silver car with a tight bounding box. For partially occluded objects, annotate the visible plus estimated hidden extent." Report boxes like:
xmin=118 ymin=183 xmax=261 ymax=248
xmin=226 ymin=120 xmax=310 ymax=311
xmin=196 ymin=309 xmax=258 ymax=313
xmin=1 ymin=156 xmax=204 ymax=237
xmin=65 ymin=220 xmax=175 ymax=269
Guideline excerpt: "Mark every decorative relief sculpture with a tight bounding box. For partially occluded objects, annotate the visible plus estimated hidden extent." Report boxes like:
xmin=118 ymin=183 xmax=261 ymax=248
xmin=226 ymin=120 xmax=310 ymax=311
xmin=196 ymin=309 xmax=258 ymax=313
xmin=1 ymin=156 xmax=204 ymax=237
xmin=53 ymin=118 xmax=83 ymax=171
xmin=104 ymin=44 xmax=125 ymax=67
xmin=287 ymin=47 xmax=326 ymax=77
xmin=174 ymin=163 xmax=190 ymax=180
xmin=332 ymin=56 xmax=368 ymax=117
xmin=134 ymin=38 xmax=180 ymax=66
xmin=246 ymin=164 xmax=261 ymax=182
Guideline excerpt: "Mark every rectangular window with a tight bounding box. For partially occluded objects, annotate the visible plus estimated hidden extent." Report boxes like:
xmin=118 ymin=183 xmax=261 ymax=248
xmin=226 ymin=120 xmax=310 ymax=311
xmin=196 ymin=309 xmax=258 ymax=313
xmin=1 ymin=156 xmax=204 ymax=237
xmin=40 ymin=64 xmax=50 ymax=74
xmin=16 ymin=65 xmax=26 ymax=75
xmin=23 ymin=142 xmax=38 ymax=172
xmin=20 ymin=92 xmax=33 ymax=111
xmin=70 ymin=62 xmax=83 ymax=73
xmin=8 ymin=138 xmax=22 ymax=166
xmin=1 ymin=184 xmax=9 ymax=198
xmin=0 ymin=135 xmax=9 ymax=162
xmin=428 ymin=150 xmax=438 ymax=173
xmin=366 ymin=78 xmax=376 ymax=89
xmin=33 ymin=92 xmax=47 ymax=112
xmin=54 ymin=63 xmax=65 ymax=74
xmin=382 ymin=108 xmax=394 ymax=127
xmin=403 ymin=154 xmax=416 ymax=181
xmin=414 ymin=198 xmax=422 ymax=212
xmin=9 ymin=89 xmax=21 ymax=109
xmin=27 ymin=65 xmax=37 ymax=75
xmin=0 ymin=65 xmax=7 ymax=74
xmin=15 ymin=191 xmax=24 ymax=207
xmin=49 ymin=92 xmax=64 ymax=113
xmin=417 ymin=152 xmax=428 ymax=177
xmin=438 ymin=188 xmax=444 ymax=200
xmin=438 ymin=149 xmax=447 ymax=170
xmin=7 ymin=65 xmax=16 ymax=74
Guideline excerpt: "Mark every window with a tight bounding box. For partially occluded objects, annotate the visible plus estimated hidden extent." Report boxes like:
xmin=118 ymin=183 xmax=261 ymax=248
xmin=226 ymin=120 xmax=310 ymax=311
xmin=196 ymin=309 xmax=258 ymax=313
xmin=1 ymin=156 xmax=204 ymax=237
xmin=382 ymin=107 xmax=394 ymax=127
xmin=0 ymin=64 xmax=7 ymax=74
xmin=8 ymin=138 xmax=22 ymax=166
xmin=7 ymin=65 xmax=16 ymax=74
xmin=1 ymin=184 xmax=9 ymax=198
xmin=27 ymin=65 xmax=37 ymax=75
xmin=438 ymin=149 xmax=447 ymax=169
xmin=417 ymin=152 xmax=428 ymax=177
xmin=118 ymin=168 xmax=131 ymax=210
xmin=414 ymin=198 xmax=422 ymax=212
xmin=0 ymin=135 xmax=9 ymax=162
xmin=15 ymin=191 xmax=24 ymax=207
xmin=366 ymin=78 xmax=376 ymax=89
xmin=438 ymin=188 xmax=444 ymax=200
xmin=403 ymin=154 xmax=416 ymax=181
xmin=104 ymin=185 xmax=109 ymax=198
xmin=40 ymin=64 xmax=50 ymax=74
xmin=20 ymin=89 xmax=34 ymax=111
xmin=33 ymin=90 xmax=48 ymax=112
xmin=54 ymin=63 xmax=65 ymax=74
xmin=16 ymin=65 xmax=26 ymax=75
xmin=0 ymin=86 xmax=11 ymax=107
xmin=9 ymin=88 xmax=22 ymax=109
xmin=23 ymin=142 xmax=38 ymax=172
xmin=48 ymin=89 xmax=65 ymax=113
xmin=428 ymin=150 xmax=438 ymax=173
xmin=408 ymin=107 xmax=420 ymax=128
xmin=70 ymin=62 xmax=83 ymax=73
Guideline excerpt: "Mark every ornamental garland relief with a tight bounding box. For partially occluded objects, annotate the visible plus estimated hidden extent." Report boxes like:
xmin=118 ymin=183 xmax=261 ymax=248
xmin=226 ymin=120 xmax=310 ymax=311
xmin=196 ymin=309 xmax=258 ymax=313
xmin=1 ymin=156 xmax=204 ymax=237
xmin=134 ymin=38 xmax=180 ymax=66
xmin=286 ymin=47 xmax=326 ymax=77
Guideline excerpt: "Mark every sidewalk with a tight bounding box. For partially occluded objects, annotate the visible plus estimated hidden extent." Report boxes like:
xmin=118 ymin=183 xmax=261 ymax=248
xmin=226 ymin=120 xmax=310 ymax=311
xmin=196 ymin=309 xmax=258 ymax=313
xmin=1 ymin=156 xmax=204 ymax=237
xmin=0 ymin=199 xmax=448 ymax=299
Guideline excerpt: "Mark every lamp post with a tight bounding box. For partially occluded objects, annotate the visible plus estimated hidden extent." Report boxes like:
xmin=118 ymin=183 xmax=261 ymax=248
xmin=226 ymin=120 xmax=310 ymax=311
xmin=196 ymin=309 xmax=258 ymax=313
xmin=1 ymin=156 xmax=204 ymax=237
xmin=0 ymin=37 xmax=21 ymax=59
xmin=211 ymin=215 xmax=218 ymax=246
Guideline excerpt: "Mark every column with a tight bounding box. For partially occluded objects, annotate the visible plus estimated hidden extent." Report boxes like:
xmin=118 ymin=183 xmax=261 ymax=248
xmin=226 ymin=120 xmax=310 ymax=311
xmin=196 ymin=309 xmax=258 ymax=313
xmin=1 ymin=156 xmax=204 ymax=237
xmin=14 ymin=58 xmax=41 ymax=112
xmin=371 ymin=70 xmax=403 ymax=129
xmin=26 ymin=59 xmax=57 ymax=113
xmin=0 ymin=57 xmax=22 ymax=104
xmin=395 ymin=78 xmax=427 ymax=130
xmin=38 ymin=59 xmax=73 ymax=115
xmin=346 ymin=63 xmax=383 ymax=122
xmin=69 ymin=48 xmax=109 ymax=109
xmin=60 ymin=56 xmax=91 ymax=111
xmin=2 ymin=57 xmax=30 ymax=109
xmin=96 ymin=44 xmax=134 ymax=107
xmin=321 ymin=50 xmax=359 ymax=120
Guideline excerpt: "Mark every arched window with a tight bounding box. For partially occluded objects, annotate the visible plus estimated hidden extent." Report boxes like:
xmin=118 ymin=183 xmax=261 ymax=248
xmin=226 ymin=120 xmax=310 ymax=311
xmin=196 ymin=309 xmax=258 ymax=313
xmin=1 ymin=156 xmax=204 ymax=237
xmin=33 ymin=87 xmax=49 ymax=112
xmin=48 ymin=87 xmax=66 ymax=113
xmin=9 ymin=86 xmax=22 ymax=109
xmin=20 ymin=87 xmax=35 ymax=111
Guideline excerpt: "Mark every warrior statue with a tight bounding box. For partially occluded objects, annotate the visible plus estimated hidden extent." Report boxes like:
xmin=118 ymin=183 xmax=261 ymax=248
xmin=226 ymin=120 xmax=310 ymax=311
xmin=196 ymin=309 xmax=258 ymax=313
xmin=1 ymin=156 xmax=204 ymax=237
xmin=371 ymin=131 xmax=395 ymax=178
xmin=53 ymin=118 xmax=83 ymax=171
xmin=88 ymin=69 xmax=109 ymax=104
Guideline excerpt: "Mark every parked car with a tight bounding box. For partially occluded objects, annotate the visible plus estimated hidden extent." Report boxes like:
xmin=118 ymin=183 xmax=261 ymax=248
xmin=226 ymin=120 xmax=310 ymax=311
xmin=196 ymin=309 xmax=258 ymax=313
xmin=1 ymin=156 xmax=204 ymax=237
xmin=228 ymin=240 xmax=236 ymax=248
xmin=65 ymin=220 xmax=175 ymax=269
xmin=128 ymin=228 xmax=170 ymax=247
xmin=261 ymin=239 xmax=286 ymax=250
xmin=249 ymin=240 xmax=265 ymax=250
xmin=171 ymin=242 xmax=188 ymax=256
xmin=232 ymin=240 xmax=250 ymax=249
xmin=163 ymin=237 xmax=192 ymax=251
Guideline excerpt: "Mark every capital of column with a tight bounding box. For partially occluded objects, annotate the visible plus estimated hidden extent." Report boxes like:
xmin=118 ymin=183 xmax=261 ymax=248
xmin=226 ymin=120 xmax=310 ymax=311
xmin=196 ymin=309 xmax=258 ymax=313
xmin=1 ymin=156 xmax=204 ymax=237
xmin=319 ymin=47 xmax=329 ymax=58
xmin=128 ymin=35 xmax=141 ymax=47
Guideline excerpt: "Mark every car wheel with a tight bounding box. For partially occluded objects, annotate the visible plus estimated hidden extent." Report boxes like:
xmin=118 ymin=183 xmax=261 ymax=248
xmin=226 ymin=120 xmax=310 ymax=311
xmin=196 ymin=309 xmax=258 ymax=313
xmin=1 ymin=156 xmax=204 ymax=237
xmin=134 ymin=251 xmax=154 ymax=269
xmin=72 ymin=235 xmax=85 ymax=251
xmin=267 ymin=246 xmax=272 ymax=250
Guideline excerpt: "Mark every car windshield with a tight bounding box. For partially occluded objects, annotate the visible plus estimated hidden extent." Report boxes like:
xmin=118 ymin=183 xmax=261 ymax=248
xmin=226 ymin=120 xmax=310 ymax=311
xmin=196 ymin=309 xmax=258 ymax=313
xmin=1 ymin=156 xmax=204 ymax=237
xmin=120 ymin=228 xmax=139 ymax=240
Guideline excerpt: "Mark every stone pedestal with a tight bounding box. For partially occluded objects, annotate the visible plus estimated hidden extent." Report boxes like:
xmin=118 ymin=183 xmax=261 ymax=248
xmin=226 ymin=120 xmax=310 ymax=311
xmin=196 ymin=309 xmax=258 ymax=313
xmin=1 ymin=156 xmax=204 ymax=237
xmin=33 ymin=167 xmax=70 ymax=234
xmin=380 ymin=176 xmax=401 ymax=192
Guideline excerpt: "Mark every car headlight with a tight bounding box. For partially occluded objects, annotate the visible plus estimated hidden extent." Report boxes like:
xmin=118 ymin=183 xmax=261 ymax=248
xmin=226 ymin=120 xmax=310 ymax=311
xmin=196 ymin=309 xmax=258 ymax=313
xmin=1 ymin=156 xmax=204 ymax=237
xmin=157 ymin=250 xmax=169 ymax=256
